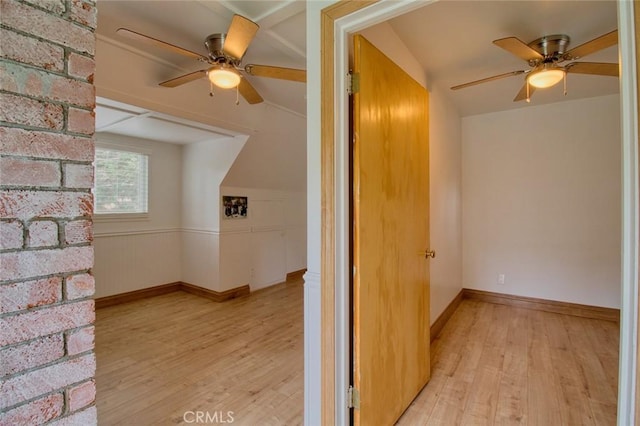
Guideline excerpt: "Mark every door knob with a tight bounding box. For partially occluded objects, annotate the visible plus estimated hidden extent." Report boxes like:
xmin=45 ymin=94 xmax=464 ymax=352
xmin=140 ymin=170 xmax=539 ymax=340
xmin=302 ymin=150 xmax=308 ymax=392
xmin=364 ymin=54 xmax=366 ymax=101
xmin=425 ymin=250 xmax=436 ymax=259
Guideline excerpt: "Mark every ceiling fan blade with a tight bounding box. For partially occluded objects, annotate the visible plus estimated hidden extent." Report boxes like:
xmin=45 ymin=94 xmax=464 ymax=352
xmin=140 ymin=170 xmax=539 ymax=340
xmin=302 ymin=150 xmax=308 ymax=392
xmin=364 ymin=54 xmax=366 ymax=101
xmin=159 ymin=70 xmax=207 ymax=88
xmin=493 ymin=37 xmax=544 ymax=62
xmin=563 ymin=30 xmax=618 ymax=60
xmin=238 ymin=78 xmax=263 ymax=104
xmin=244 ymin=64 xmax=306 ymax=83
xmin=223 ymin=15 xmax=259 ymax=60
xmin=117 ymin=28 xmax=208 ymax=61
xmin=451 ymin=70 xmax=526 ymax=90
xmin=513 ymin=82 xmax=536 ymax=102
xmin=566 ymin=62 xmax=619 ymax=77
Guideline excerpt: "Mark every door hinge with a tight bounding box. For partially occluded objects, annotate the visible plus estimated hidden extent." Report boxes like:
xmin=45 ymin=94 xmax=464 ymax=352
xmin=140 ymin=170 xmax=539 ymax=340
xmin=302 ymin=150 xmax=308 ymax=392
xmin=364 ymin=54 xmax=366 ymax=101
xmin=347 ymin=72 xmax=360 ymax=95
xmin=347 ymin=385 xmax=360 ymax=409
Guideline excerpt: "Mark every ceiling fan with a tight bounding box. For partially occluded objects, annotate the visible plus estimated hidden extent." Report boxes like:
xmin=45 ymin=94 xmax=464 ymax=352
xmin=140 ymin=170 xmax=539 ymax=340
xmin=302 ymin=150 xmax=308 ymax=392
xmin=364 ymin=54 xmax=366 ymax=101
xmin=451 ymin=30 xmax=619 ymax=102
xmin=117 ymin=14 xmax=306 ymax=105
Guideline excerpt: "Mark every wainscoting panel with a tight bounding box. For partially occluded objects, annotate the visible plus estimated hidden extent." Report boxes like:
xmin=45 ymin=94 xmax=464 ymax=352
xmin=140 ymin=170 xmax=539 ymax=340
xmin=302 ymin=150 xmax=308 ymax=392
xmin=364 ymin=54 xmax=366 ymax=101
xmin=181 ymin=229 xmax=220 ymax=291
xmin=286 ymin=225 xmax=307 ymax=274
xmin=250 ymin=229 xmax=287 ymax=290
xmin=93 ymin=229 xmax=182 ymax=298
xmin=219 ymin=230 xmax=252 ymax=292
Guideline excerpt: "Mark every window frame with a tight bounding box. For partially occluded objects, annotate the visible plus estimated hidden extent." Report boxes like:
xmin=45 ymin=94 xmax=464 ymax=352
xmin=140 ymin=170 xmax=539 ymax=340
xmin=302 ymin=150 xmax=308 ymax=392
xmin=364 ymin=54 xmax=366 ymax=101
xmin=93 ymin=141 xmax=151 ymax=222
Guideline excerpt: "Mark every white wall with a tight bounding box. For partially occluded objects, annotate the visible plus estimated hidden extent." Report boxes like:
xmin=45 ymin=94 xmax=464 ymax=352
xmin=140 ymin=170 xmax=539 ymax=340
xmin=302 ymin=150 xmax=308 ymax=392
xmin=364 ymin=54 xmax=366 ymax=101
xmin=304 ymin=4 xmax=325 ymax=425
xmin=359 ymin=22 xmax=427 ymax=87
xmin=179 ymin=139 xmax=305 ymax=293
xmin=219 ymin=187 xmax=307 ymax=291
xmin=359 ymin=22 xmax=464 ymax=324
xmin=284 ymin=192 xmax=308 ymax=275
xmin=181 ymin=137 xmax=247 ymax=292
xmin=181 ymin=229 xmax=220 ymax=291
xmin=429 ymin=84 xmax=463 ymax=323
xmin=93 ymin=134 xmax=183 ymax=298
xmin=462 ymin=94 xmax=621 ymax=308
xmin=181 ymin=137 xmax=247 ymax=231
xmin=93 ymin=132 xmax=308 ymax=296
xmin=222 ymin=104 xmax=307 ymax=191
xmin=95 ymin=34 xmax=307 ymax=297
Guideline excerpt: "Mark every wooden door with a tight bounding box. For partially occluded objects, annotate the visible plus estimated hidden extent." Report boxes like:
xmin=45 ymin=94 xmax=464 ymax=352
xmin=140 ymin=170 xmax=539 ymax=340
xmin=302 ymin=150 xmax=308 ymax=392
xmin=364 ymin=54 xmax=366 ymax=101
xmin=352 ymin=34 xmax=431 ymax=425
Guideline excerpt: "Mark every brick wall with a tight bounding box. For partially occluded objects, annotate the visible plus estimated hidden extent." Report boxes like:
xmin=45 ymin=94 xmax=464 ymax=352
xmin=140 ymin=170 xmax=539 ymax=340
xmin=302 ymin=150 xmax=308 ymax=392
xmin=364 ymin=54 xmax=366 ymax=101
xmin=0 ymin=0 xmax=97 ymax=424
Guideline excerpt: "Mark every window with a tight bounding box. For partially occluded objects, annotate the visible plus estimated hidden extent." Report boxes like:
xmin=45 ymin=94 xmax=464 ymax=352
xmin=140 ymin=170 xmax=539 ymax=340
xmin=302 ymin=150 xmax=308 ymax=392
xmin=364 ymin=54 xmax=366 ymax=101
xmin=94 ymin=146 xmax=149 ymax=215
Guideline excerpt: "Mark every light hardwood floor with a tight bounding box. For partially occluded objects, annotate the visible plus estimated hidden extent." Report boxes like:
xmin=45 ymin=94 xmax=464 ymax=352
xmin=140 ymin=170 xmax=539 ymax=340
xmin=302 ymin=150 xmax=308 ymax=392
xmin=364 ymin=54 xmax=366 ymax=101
xmin=96 ymin=285 xmax=619 ymax=426
xmin=95 ymin=282 xmax=303 ymax=425
xmin=398 ymin=299 xmax=619 ymax=425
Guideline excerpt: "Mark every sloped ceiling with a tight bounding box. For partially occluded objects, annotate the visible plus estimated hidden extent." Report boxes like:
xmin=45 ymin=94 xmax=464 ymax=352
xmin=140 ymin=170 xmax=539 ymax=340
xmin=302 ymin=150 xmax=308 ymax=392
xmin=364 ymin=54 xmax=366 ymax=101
xmin=95 ymin=1 xmax=307 ymax=191
xmin=97 ymin=0 xmax=307 ymax=114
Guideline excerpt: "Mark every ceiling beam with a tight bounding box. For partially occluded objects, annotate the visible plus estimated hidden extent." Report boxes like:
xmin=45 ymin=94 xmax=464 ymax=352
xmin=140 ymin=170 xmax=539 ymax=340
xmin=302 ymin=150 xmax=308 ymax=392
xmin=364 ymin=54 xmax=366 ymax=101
xmin=254 ymin=1 xmax=306 ymax=30
xmin=197 ymin=0 xmax=306 ymax=60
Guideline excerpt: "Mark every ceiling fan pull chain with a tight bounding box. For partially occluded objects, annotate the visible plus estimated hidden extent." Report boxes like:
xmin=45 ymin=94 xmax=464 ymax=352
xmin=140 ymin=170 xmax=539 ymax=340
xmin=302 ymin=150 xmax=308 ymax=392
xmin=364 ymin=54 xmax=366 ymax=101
xmin=236 ymin=85 xmax=240 ymax=106
xmin=526 ymin=80 xmax=531 ymax=103
xmin=563 ymin=72 xmax=567 ymax=96
xmin=209 ymin=80 xmax=215 ymax=97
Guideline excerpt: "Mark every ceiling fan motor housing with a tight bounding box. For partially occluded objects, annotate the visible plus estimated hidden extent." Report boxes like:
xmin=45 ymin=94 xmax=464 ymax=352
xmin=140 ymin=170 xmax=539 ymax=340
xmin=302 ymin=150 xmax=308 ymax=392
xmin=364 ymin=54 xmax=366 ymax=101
xmin=205 ymin=33 xmax=239 ymax=65
xmin=450 ymin=29 xmax=618 ymax=101
xmin=528 ymin=34 xmax=570 ymax=64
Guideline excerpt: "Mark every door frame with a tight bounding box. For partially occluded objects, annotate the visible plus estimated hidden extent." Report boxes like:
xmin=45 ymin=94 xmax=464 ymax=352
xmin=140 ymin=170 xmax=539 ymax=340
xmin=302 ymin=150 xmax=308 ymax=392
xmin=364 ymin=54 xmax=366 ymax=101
xmin=320 ymin=2 xmax=432 ymax=424
xmin=318 ymin=1 xmax=638 ymax=425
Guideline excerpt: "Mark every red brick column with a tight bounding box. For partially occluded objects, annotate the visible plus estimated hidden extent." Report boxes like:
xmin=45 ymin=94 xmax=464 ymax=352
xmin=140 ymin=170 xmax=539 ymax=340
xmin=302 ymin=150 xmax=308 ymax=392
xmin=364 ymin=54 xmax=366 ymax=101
xmin=0 ymin=0 xmax=97 ymax=423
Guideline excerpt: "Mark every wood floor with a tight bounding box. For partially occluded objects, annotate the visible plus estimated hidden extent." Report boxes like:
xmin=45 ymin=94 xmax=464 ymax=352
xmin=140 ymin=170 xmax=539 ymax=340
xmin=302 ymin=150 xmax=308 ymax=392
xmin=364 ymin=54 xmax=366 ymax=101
xmin=398 ymin=299 xmax=619 ymax=425
xmin=95 ymin=284 xmax=619 ymax=426
xmin=95 ymin=281 xmax=303 ymax=425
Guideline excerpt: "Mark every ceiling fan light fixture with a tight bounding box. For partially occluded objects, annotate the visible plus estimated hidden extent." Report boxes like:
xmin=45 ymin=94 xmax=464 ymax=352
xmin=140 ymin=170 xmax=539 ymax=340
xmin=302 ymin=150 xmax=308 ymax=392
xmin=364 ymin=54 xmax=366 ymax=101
xmin=207 ymin=66 xmax=241 ymax=89
xmin=527 ymin=66 xmax=565 ymax=89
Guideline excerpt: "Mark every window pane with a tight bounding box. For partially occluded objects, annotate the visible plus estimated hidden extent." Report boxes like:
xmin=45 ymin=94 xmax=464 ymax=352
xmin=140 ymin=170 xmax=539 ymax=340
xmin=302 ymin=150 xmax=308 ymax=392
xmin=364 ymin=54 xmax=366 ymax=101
xmin=94 ymin=148 xmax=148 ymax=214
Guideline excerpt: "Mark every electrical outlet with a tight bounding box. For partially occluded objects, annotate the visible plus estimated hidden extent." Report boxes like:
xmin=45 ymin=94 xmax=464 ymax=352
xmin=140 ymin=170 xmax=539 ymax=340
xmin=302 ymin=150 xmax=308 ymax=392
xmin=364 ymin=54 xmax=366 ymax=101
xmin=497 ymin=274 xmax=505 ymax=285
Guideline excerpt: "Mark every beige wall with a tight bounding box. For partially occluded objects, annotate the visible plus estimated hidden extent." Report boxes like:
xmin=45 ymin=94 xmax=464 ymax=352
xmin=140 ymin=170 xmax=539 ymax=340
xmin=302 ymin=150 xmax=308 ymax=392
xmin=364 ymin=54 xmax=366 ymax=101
xmin=462 ymin=94 xmax=621 ymax=308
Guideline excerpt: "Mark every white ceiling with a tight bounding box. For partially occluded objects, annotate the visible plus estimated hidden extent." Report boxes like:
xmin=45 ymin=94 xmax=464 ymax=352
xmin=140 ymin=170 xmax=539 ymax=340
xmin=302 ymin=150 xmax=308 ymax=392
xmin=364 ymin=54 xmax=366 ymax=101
xmin=96 ymin=97 xmax=237 ymax=144
xmin=96 ymin=0 xmax=307 ymax=114
xmin=388 ymin=0 xmax=619 ymax=117
xmin=96 ymin=0 xmax=619 ymax=118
